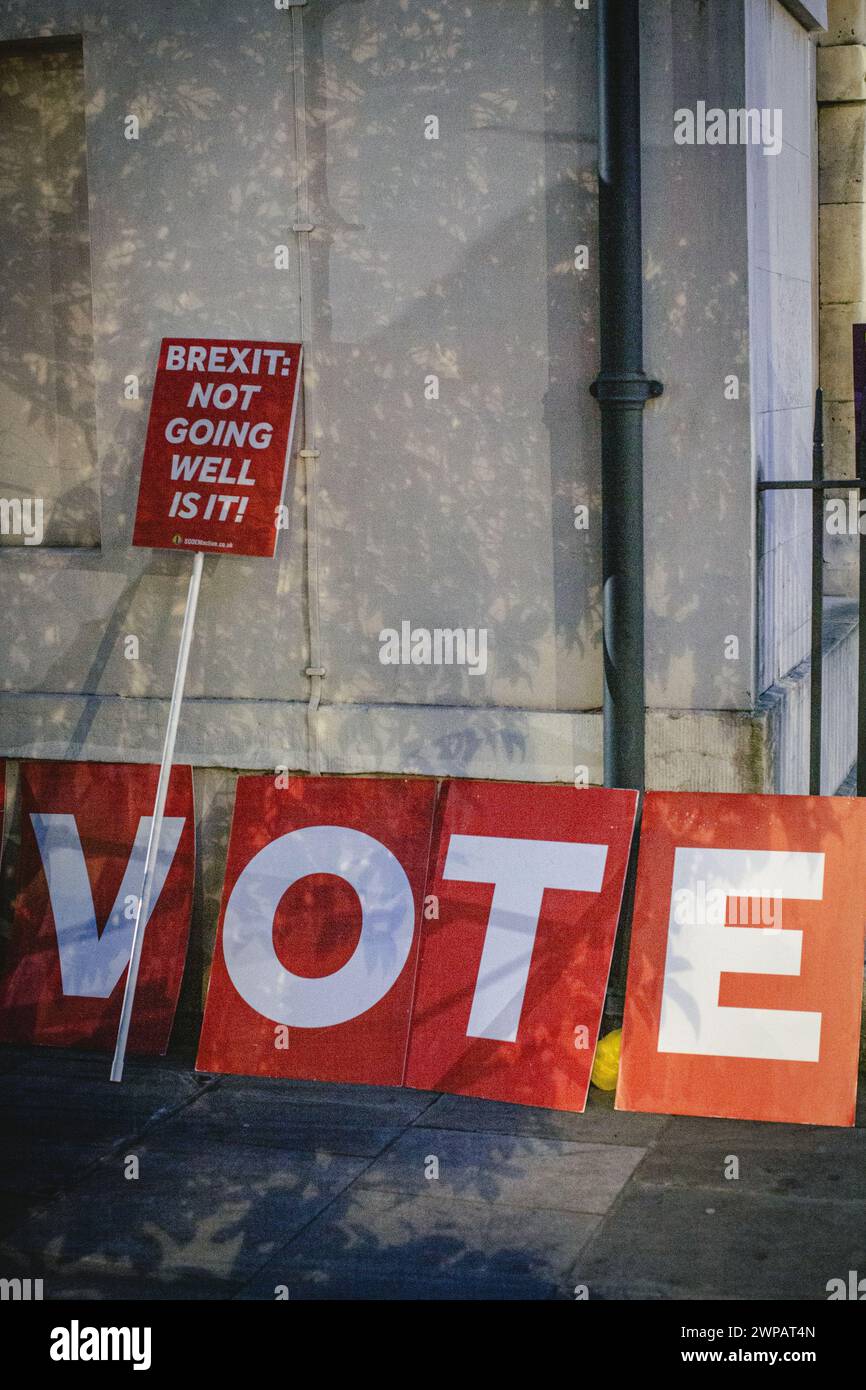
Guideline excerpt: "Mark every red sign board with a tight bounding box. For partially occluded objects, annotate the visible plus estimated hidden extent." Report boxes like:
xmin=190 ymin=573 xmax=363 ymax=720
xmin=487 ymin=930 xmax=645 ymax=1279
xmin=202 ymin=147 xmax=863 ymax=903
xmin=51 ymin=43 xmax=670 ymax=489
xmin=196 ymin=775 xmax=437 ymax=1085
xmin=132 ymin=338 xmax=302 ymax=558
xmin=0 ymin=760 xmax=195 ymax=1053
xmin=404 ymin=781 xmax=639 ymax=1111
xmin=616 ymin=791 xmax=866 ymax=1127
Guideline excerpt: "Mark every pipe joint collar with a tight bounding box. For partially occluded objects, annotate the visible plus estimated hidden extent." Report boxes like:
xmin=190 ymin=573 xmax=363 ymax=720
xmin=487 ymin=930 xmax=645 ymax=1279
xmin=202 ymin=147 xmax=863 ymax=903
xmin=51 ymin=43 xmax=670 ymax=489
xmin=590 ymin=372 xmax=664 ymax=405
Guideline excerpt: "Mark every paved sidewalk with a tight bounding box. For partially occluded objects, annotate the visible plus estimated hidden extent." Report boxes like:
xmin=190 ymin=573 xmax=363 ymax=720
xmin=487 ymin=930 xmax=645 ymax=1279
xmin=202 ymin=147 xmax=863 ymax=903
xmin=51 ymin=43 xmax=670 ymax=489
xmin=1 ymin=1043 xmax=864 ymax=1300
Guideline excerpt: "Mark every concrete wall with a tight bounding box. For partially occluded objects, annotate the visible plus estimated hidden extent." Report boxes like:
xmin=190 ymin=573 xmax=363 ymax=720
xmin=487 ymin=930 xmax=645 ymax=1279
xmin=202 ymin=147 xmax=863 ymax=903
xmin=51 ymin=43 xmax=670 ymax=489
xmin=0 ymin=40 xmax=99 ymax=548
xmin=0 ymin=0 xmax=311 ymax=735
xmin=307 ymin=0 xmax=599 ymax=715
xmin=642 ymin=0 xmax=819 ymax=716
xmin=0 ymin=0 xmax=604 ymax=790
xmin=0 ymin=0 xmax=824 ymax=791
xmin=641 ymin=0 xmax=756 ymax=713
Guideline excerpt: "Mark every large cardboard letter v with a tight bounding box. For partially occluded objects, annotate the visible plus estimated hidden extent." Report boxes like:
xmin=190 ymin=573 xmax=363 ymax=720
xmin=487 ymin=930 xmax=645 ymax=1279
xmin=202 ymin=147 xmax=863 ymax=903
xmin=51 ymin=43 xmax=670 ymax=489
xmin=30 ymin=813 xmax=186 ymax=998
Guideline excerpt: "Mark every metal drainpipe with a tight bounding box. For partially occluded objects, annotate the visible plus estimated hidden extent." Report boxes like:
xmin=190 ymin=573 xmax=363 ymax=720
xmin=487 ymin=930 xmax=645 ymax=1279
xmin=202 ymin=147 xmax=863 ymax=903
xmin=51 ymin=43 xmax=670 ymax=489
xmin=591 ymin=0 xmax=662 ymax=794
xmin=591 ymin=0 xmax=662 ymax=1016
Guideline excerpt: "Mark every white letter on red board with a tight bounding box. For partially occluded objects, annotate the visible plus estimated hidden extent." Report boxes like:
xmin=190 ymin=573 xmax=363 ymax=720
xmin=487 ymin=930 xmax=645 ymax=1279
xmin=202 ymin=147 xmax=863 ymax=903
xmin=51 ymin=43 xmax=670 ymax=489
xmin=658 ymin=847 xmax=824 ymax=1062
xmin=442 ymin=835 xmax=608 ymax=1043
xmin=222 ymin=825 xmax=415 ymax=1027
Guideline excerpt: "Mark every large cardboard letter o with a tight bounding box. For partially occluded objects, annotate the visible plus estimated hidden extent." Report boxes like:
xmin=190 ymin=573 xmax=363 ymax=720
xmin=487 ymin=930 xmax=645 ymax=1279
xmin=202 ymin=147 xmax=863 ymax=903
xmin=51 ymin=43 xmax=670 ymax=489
xmin=222 ymin=825 xmax=416 ymax=1027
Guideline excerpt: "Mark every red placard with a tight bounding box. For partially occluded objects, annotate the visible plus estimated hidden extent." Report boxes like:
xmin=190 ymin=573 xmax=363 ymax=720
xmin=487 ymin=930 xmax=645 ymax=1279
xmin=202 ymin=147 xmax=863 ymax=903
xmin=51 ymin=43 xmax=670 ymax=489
xmin=132 ymin=338 xmax=302 ymax=558
xmin=196 ymin=775 xmax=437 ymax=1084
xmin=616 ymin=792 xmax=866 ymax=1127
xmin=0 ymin=761 xmax=195 ymax=1053
xmin=404 ymin=781 xmax=639 ymax=1111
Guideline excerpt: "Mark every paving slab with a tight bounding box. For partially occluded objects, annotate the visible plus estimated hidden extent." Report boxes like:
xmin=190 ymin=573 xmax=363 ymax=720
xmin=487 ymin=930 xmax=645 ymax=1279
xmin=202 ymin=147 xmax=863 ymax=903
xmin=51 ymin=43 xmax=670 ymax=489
xmin=40 ymin=1272 xmax=236 ymax=1301
xmin=236 ymin=1262 xmax=562 ymax=1301
xmin=201 ymin=1074 xmax=439 ymax=1115
xmin=73 ymin=1138 xmax=369 ymax=1197
xmin=0 ymin=1193 xmax=42 ymax=1240
xmin=355 ymin=1127 xmax=646 ymax=1214
xmin=420 ymin=1090 xmax=670 ymax=1146
xmin=0 ymin=1045 xmax=202 ymax=1084
xmin=153 ymin=1114 xmax=400 ymax=1159
xmin=638 ymin=1115 xmax=866 ymax=1201
xmin=575 ymin=1184 xmax=866 ymax=1301
xmin=0 ymin=1143 xmax=367 ymax=1285
xmin=0 ymin=1137 xmax=110 ymax=1198
xmin=5 ymin=1046 xmax=866 ymax=1302
xmin=0 ymin=1045 xmax=29 ymax=1075
xmin=154 ymin=1084 xmax=434 ymax=1157
xmin=240 ymin=1187 xmax=600 ymax=1299
xmin=0 ymin=1071 xmax=209 ymax=1146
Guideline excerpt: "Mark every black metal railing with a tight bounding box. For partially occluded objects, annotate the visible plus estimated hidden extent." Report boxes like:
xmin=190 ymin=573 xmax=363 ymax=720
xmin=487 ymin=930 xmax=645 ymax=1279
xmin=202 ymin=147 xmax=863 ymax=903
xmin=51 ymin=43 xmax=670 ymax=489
xmin=758 ymin=387 xmax=865 ymax=796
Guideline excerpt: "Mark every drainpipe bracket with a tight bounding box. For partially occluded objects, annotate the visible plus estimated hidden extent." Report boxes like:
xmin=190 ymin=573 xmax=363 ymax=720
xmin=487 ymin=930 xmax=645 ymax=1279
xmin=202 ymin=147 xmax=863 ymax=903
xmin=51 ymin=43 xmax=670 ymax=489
xmin=590 ymin=372 xmax=664 ymax=404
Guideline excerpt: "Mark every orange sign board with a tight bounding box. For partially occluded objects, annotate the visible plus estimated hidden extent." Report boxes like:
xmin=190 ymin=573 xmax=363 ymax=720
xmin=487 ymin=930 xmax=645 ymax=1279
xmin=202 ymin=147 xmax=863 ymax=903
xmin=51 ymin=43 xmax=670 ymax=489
xmin=617 ymin=792 xmax=866 ymax=1127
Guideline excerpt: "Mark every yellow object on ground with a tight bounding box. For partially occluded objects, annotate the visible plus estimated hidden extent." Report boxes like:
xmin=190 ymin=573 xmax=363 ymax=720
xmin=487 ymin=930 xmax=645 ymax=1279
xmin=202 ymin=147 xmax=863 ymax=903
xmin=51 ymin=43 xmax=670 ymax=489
xmin=591 ymin=1028 xmax=622 ymax=1091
